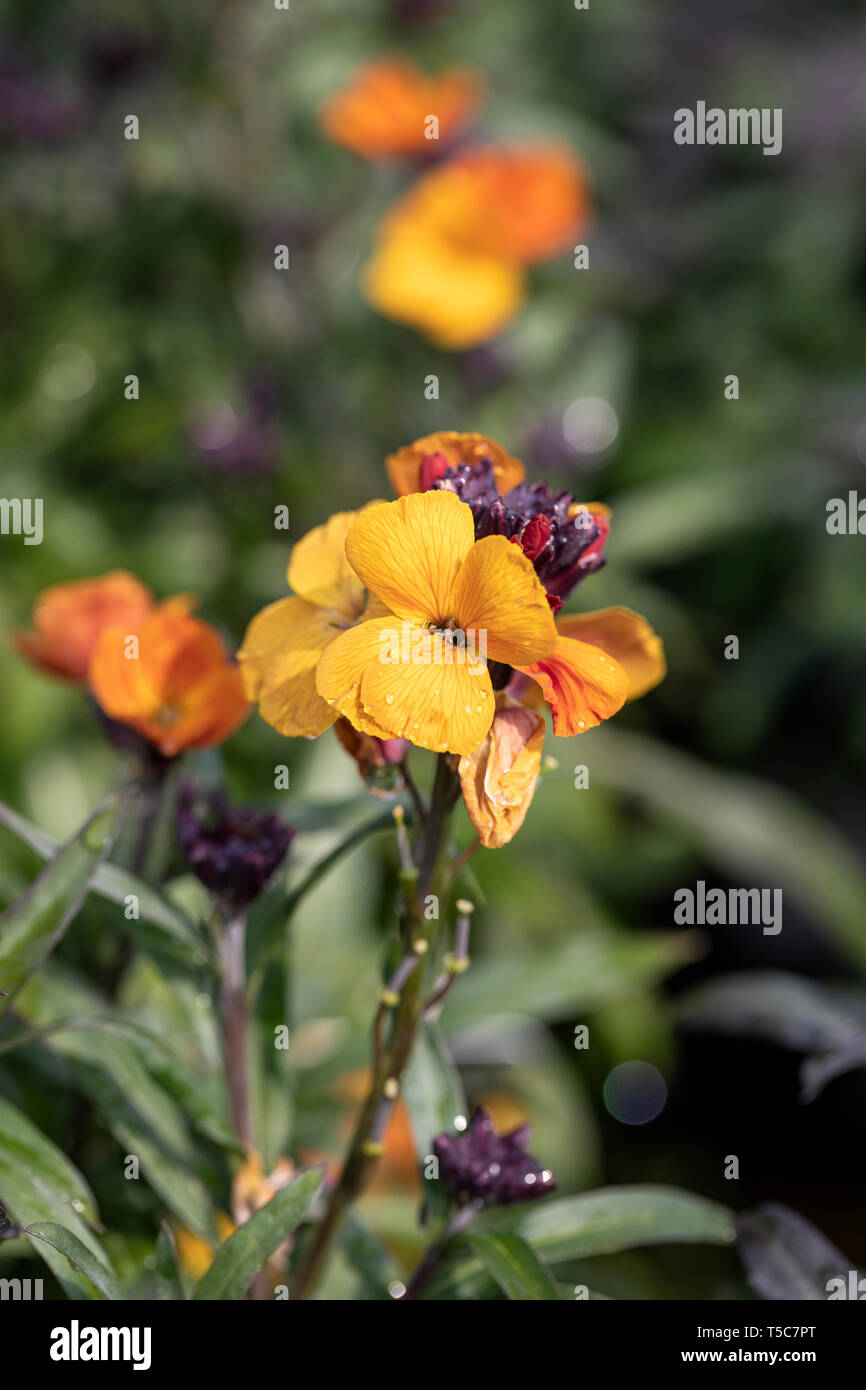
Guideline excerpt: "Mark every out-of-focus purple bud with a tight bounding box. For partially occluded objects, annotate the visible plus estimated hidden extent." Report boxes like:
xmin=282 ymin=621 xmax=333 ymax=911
xmin=177 ymin=782 xmax=294 ymax=909
xmin=432 ymin=1107 xmax=557 ymax=1207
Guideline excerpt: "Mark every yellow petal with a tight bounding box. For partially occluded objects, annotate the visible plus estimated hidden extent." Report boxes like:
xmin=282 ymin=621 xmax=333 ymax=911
xmin=363 ymin=225 xmax=525 ymax=350
xmin=556 ymin=607 xmax=665 ymax=701
xmin=360 ymin=633 xmax=495 ymax=755
xmin=458 ymin=698 xmax=545 ymax=848
xmin=315 ymin=616 xmax=399 ymax=739
xmin=287 ymin=511 xmax=365 ymax=620
xmin=345 ymin=490 xmax=475 ymax=624
xmin=238 ymin=596 xmax=342 ymax=738
xmin=451 ymin=534 xmax=557 ymax=665
xmin=519 ymin=635 xmax=627 ymax=736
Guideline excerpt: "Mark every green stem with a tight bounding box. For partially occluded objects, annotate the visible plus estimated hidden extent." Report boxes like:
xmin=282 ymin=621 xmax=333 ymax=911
xmin=290 ymin=755 xmax=460 ymax=1301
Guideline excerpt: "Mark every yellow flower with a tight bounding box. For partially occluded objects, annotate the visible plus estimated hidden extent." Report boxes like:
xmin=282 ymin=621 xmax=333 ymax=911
xmin=238 ymin=511 xmax=375 ymax=738
xmin=315 ymin=489 xmax=559 ymax=756
xmin=363 ymin=145 xmax=589 ymax=348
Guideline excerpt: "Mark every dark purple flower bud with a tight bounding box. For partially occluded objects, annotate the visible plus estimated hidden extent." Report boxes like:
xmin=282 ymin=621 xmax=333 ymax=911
xmin=432 ymin=1107 xmax=556 ymax=1208
xmin=432 ymin=457 xmax=608 ymax=606
xmin=177 ymin=782 xmax=294 ymax=909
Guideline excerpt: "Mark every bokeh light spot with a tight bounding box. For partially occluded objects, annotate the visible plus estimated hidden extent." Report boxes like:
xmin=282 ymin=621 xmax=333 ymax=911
xmin=603 ymin=1060 xmax=667 ymax=1126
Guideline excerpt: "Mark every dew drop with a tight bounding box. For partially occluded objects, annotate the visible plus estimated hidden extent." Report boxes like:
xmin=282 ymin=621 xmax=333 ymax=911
xmin=385 ymin=693 xmax=395 ymax=705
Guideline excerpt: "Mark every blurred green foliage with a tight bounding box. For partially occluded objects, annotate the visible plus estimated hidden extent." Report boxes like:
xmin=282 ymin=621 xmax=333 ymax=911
xmin=1 ymin=0 xmax=865 ymax=1299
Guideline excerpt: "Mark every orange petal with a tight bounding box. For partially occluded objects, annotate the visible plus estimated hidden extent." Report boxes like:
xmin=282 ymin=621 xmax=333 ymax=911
xmin=319 ymin=58 xmax=482 ymax=160
xmin=363 ymin=225 xmax=524 ymax=350
xmin=238 ymin=596 xmax=343 ymax=738
xmin=519 ymin=635 xmax=627 ymax=736
xmin=360 ymin=632 xmax=495 ymax=755
xmin=380 ymin=144 xmax=588 ymax=265
xmin=142 ymin=664 xmax=248 ymax=757
xmin=458 ymin=698 xmax=545 ymax=848
xmin=287 ymin=511 xmax=365 ymax=621
xmin=385 ymin=431 xmax=525 ymax=498
xmin=451 ymin=535 xmax=557 ymax=665
xmin=345 ymin=490 xmax=474 ymax=624
xmin=14 ymin=570 xmax=154 ymax=683
xmin=555 ymin=607 xmax=666 ymax=702
xmin=315 ymin=616 xmax=401 ymax=739
xmin=89 ymin=607 xmax=248 ymax=755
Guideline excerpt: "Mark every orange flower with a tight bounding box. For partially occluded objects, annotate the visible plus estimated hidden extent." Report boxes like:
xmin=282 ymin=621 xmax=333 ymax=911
xmin=458 ymin=695 xmax=546 ymax=848
xmin=89 ymin=602 xmax=248 ymax=757
xmin=386 ymin=430 xmax=524 ymax=498
xmin=364 ymin=145 xmax=589 ymax=347
xmin=14 ymin=571 xmax=154 ymax=682
xmin=514 ymin=606 xmax=666 ymax=725
xmin=319 ymin=57 xmax=482 ymax=161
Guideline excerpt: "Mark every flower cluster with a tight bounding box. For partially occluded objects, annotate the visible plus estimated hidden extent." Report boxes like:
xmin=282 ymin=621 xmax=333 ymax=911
xmin=177 ymin=783 xmax=294 ymax=909
xmin=240 ymin=430 xmax=665 ymax=848
xmin=433 ymin=1107 xmax=556 ymax=1207
xmin=319 ymin=58 xmax=588 ymax=348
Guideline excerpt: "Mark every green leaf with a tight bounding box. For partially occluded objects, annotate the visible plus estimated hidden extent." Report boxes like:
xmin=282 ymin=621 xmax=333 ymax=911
xmin=14 ymin=970 xmax=219 ymax=1241
xmin=193 ymin=1168 xmax=323 ymax=1301
xmin=26 ymin=1222 xmax=126 ymax=1301
xmin=678 ymin=971 xmax=861 ymax=1053
xmin=432 ymin=1186 xmax=735 ymax=1298
xmin=516 ymin=1186 xmax=735 ymax=1262
xmin=0 ymin=1108 xmax=114 ymax=1299
xmin=0 ymin=798 xmax=206 ymax=959
xmin=402 ymin=1024 xmax=466 ymax=1162
xmin=441 ymin=930 xmax=701 ymax=1036
xmin=155 ymin=1222 xmax=185 ymax=1300
xmin=590 ymin=728 xmax=866 ymax=973
xmin=0 ymin=797 xmax=125 ymax=1010
xmin=0 ymin=1094 xmax=97 ymax=1224
xmin=737 ymin=1203 xmax=860 ymax=1301
xmin=465 ymin=1231 xmax=560 ymax=1300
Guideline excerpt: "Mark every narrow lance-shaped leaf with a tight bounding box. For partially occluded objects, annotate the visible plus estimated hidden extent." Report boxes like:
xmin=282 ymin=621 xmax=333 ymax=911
xmin=26 ymin=1221 xmax=127 ymax=1301
xmin=737 ymin=1203 xmax=861 ymax=1301
xmin=431 ymin=1186 xmax=735 ymax=1299
xmin=0 ymin=797 xmax=207 ymax=959
xmin=155 ymin=1222 xmax=185 ymax=1300
xmin=465 ymin=1231 xmax=560 ymax=1300
xmin=0 ymin=795 xmax=127 ymax=1012
xmin=193 ymin=1168 xmax=324 ymax=1301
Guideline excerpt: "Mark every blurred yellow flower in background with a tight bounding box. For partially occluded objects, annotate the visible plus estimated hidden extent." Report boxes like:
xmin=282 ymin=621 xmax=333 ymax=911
xmin=364 ymin=145 xmax=589 ymax=347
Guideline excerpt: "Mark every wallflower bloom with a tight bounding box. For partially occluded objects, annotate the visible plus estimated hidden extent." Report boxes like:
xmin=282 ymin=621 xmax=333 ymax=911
xmin=241 ymin=432 xmax=665 ymax=847
xmin=14 ymin=570 xmax=154 ymax=682
xmin=319 ymin=57 xmax=481 ymax=161
xmin=316 ymin=489 xmax=562 ymax=756
xmin=364 ymin=145 xmax=588 ymax=347
xmin=238 ymin=510 xmax=380 ymax=738
xmin=89 ymin=603 xmax=248 ymax=758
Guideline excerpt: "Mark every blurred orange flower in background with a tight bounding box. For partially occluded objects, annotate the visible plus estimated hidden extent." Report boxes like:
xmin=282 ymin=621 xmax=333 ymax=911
xmin=319 ymin=57 xmax=482 ymax=161
xmin=14 ymin=570 xmax=154 ymax=682
xmin=89 ymin=601 xmax=248 ymax=757
xmin=364 ymin=145 xmax=589 ymax=347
